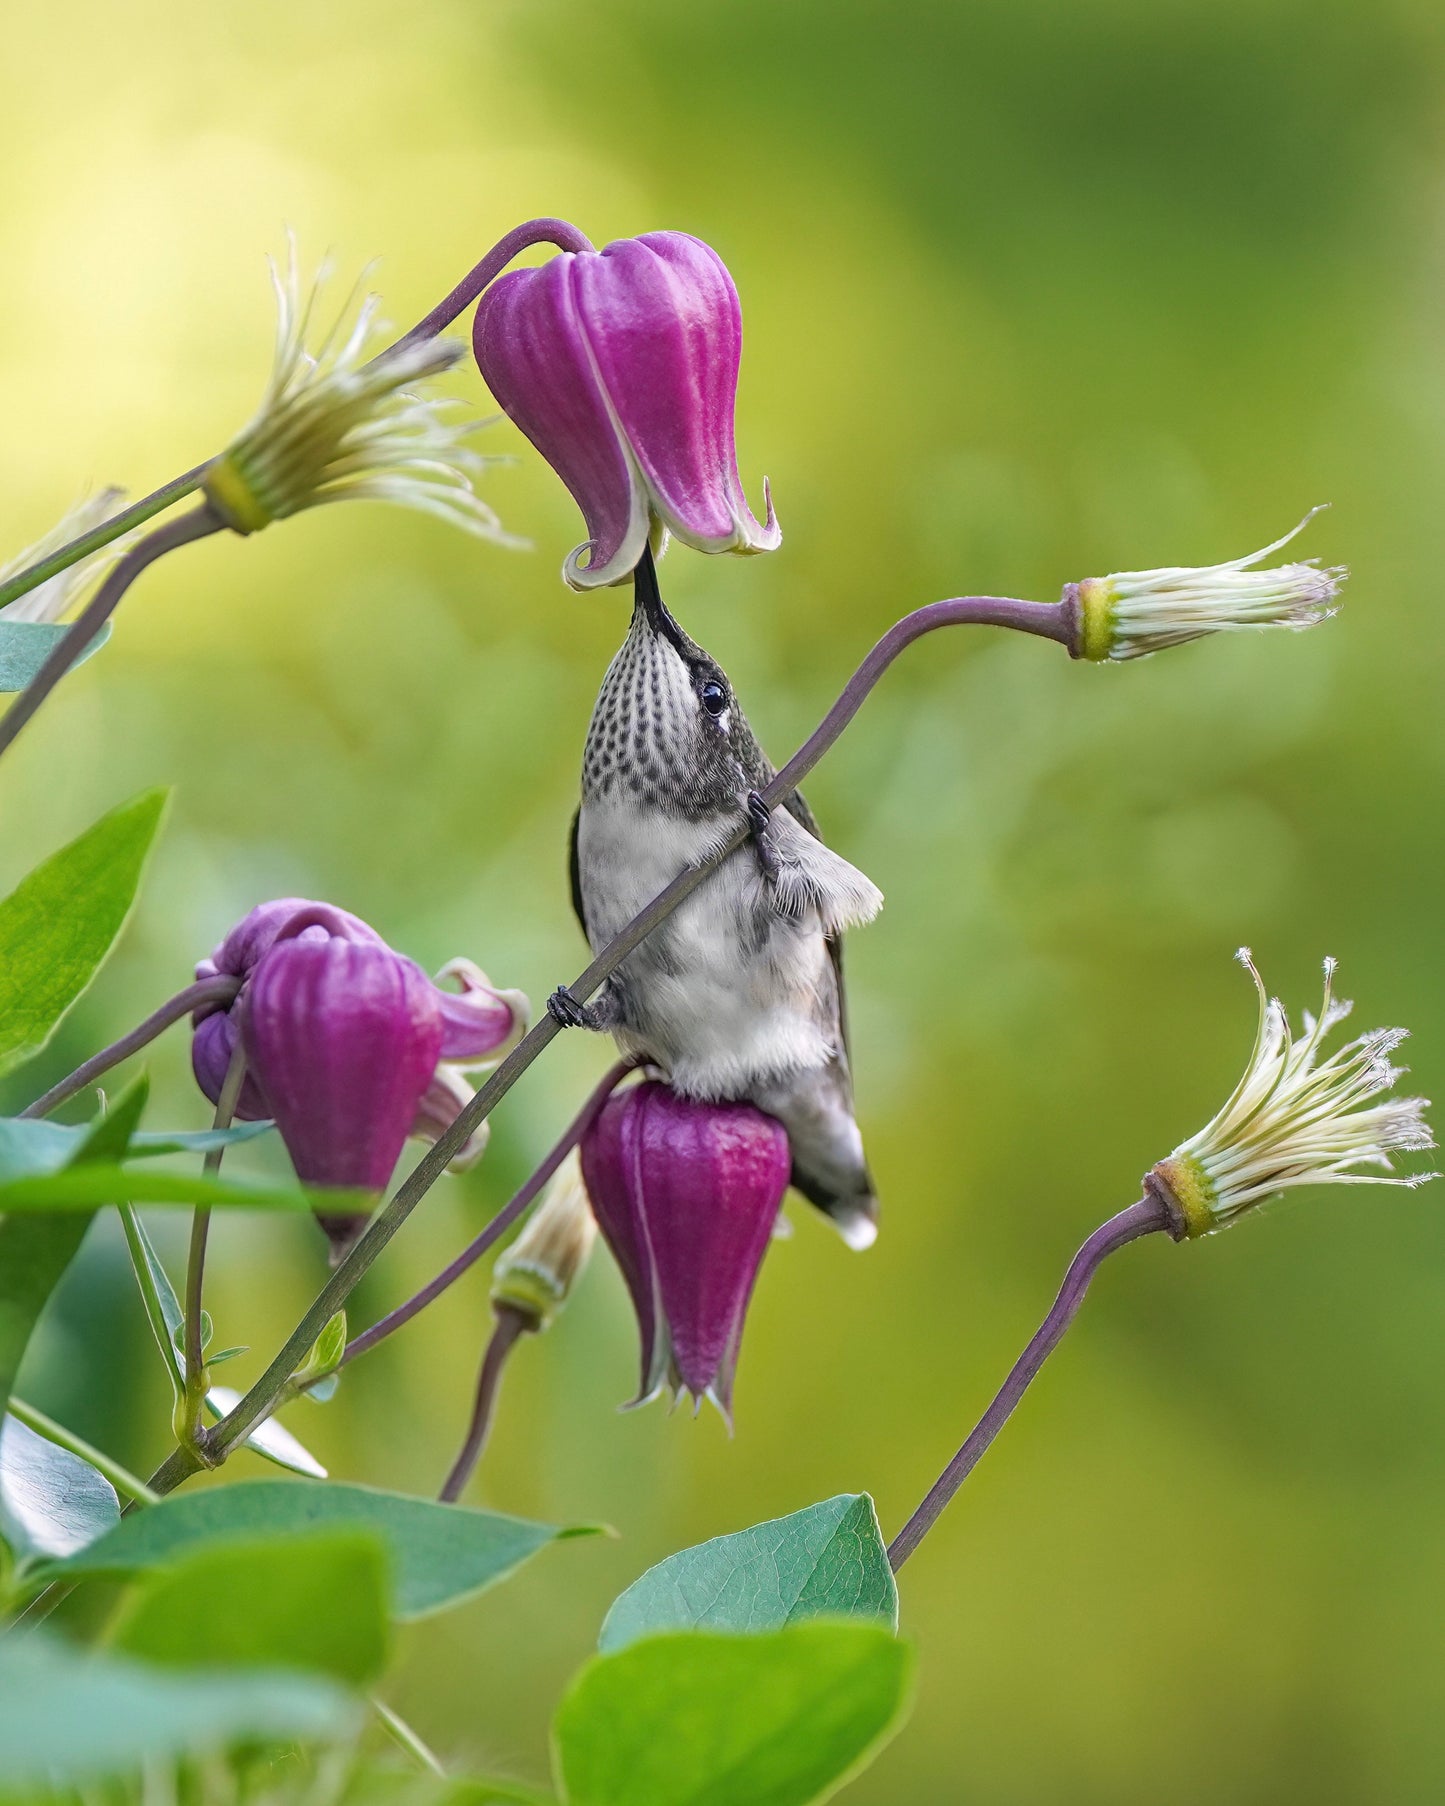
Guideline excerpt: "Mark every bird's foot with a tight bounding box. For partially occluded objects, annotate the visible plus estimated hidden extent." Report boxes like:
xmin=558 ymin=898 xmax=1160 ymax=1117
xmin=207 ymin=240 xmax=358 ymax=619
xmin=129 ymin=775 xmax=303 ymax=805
xmin=746 ymin=791 xmax=782 ymax=882
xmin=547 ymin=985 xmax=607 ymax=1032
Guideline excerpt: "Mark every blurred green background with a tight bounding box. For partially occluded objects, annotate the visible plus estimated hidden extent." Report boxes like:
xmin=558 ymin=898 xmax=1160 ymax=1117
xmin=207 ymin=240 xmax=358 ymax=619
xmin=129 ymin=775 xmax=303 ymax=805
xmin=2 ymin=0 xmax=1444 ymax=1798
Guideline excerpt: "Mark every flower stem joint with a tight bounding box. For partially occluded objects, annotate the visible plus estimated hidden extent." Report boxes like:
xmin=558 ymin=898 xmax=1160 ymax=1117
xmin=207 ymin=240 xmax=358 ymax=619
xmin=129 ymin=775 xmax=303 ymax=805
xmin=191 ymin=899 xmax=528 ymax=1260
xmin=1066 ymin=511 xmax=1345 ymax=663
xmin=473 ymin=231 xmax=780 ymax=589
xmin=1145 ymin=950 xmax=1434 ymax=1240
xmin=580 ymin=1079 xmax=791 ymax=1421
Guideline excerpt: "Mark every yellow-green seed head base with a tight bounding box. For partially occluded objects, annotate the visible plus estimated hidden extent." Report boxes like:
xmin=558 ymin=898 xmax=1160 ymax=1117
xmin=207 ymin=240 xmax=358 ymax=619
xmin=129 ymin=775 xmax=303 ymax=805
xmin=1151 ymin=1155 xmax=1217 ymax=1238
xmin=1075 ymin=578 xmax=1118 ymax=662
xmin=203 ymin=454 xmax=272 ymax=536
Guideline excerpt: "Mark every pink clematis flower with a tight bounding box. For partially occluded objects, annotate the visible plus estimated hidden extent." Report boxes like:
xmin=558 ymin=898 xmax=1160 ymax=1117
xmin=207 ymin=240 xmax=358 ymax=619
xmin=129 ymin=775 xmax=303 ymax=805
xmin=473 ymin=231 xmax=780 ymax=590
xmin=580 ymin=1079 xmax=791 ymax=1419
xmin=191 ymin=900 xmax=527 ymax=1258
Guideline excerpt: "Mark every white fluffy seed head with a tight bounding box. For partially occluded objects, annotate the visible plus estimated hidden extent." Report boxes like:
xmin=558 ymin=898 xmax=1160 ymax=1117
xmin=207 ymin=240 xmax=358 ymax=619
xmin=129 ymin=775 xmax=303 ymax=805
xmin=204 ymin=238 xmax=519 ymax=543
xmin=1151 ymin=950 xmax=1434 ymax=1236
xmin=1076 ymin=508 xmax=1345 ymax=662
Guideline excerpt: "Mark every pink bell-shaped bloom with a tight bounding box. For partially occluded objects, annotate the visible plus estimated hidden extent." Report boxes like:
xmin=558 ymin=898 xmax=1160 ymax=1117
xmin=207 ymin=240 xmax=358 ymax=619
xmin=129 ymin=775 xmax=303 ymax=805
xmin=245 ymin=931 xmax=443 ymax=1258
xmin=473 ymin=231 xmax=780 ymax=590
xmin=191 ymin=901 xmax=528 ymax=1255
xmin=579 ymin=1080 xmax=791 ymax=1418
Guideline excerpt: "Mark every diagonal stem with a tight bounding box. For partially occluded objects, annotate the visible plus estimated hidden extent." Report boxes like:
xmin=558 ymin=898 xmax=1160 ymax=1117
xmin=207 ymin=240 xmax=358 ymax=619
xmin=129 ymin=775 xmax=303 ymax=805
xmin=886 ymin=1194 xmax=1172 ymax=1571
xmin=0 ymin=502 xmax=223 ymax=762
xmin=21 ymin=975 xmax=241 ymax=1119
xmin=162 ymin=589 xmax=1074 ymax=1489
xmin=437 ymin=1306 xmax=534 ymax=1502
xmin=340 ymin=1058 xmax=634 ymax=1368
xmin=0 ymin=461 xmax=215 ymax=615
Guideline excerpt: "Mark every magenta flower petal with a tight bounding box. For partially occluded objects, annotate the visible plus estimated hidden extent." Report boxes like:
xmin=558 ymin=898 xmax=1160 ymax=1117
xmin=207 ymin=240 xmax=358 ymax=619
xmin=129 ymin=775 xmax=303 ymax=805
xmin=243 ymin=936 xmax=443 ymax=1200
xmin=431 ymin=957 xmax=528 ymax=1062
xmin=475 ymin=257 xmax=648 ymax=588
xmin=473 ymin=230 xmax=779 ymax=591
xmin=581 ymin=1080 xmax=790 ymax=1416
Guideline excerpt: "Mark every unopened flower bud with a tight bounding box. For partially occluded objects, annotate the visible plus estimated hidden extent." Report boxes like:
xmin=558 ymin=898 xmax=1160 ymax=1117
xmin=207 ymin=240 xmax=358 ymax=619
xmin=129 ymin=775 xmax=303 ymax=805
xmin=474 ymin=231 xmax=780 ymax=590
xmin=0 ymin=488 xmax=129 ymax=625
xmin=1147 ymin=950 xmax=1434 ymax=1238
xmin=204 ymin=242 xmax=511 ymax=541
xmin=190 ymin=899 xmax=529 ymax=1257
xmin=580 ymin=1080 xmax=791 ymax=1418
xmin=491 ymin=1151 xmax=597 ymax=1329
xmin=1069 ymin=510 xmax=1344 ymax=662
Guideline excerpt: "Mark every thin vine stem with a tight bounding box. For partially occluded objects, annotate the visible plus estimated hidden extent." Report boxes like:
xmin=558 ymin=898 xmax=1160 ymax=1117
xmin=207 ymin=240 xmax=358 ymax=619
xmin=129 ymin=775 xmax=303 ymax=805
xmin=391 ymin=217 xmax=594 ymax=348
xmin=143 ymin=586 xmax=1074 ymax=1493
xmin=7 ymin=1397 xmax=162 ymax=1506
xmin=21 ymin=975 xmax=241 ymax=1120
xmin=0 ymin=502 xmax=223 ymax=762
xmin=182 ymin=1043 xmax=248 ymax=1456
xmin=340 ymin=1058 xmax=634 ymax=1368
xmin=0 ymin=460 xmax=214 ymax=615
xmin=437 ymin=1307 xmax=534 ymax=1502
xmin=886 ymin=1194 xmax=1172 ymax=1571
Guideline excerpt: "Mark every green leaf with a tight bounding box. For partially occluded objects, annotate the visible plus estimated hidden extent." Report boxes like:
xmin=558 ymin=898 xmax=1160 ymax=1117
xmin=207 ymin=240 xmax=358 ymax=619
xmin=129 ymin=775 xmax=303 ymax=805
xmin=0 ymin=617 xmax=111 ymax=692
xmin=599 ymin=1495 xmax=897 ymax=1653
xmin=0 ymin=1162 xmax=318 ymax=1210
xmin=32 ymin=1478 xmax=600 ymax=1619
xmin=0 ymin=1412 xmax=119 ymax=1564
xmin=0 ymin=1212 xmax=93 ymax=1422
xmin=0 ymin=1633 xmax=359 ymax=1786
xmin=109 ymin=1529 xmax=391 ymax=1685
xmin=0 ymin=788 xmax=168 ymax=1080
xmin=0 ymin=1115 xmax=276 ymax=1182
xmin=553 ymin=1623 xmax=915 ymax=1806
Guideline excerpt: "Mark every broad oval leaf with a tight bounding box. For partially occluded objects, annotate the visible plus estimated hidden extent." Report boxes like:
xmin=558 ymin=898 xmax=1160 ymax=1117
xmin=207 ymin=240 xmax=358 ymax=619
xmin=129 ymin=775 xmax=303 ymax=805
xmin=0 ymin=617 xmax=111 ymax=692
xmin=0 ymin=1633 xmax=358 ymax=1786
xmin=31 ymin=1478 xmax=601 ymax=1619
xmin=554 ymin=1622 xmax=915 ymax=1806
xmin=0 ymin=788 xmax=168 ymax=1081
xmin=0 ymin=1412 xmax=119 ymax=1563
xmin=599 ymin=1495 xmax=897 ymax=1652
xmin=109 ymin=1529 xmax=390 ymax=1685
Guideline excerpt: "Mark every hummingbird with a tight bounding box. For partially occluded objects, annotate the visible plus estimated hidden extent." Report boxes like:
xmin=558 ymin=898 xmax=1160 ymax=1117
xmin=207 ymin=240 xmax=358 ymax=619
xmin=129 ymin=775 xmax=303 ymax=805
xmin=550 ymin=548 xmax=884 ymax=1249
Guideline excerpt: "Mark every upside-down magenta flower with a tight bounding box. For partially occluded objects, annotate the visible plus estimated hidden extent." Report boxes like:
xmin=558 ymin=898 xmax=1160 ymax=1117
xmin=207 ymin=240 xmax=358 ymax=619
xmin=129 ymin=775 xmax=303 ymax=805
xmin=191 ymin=900 xmax=527 ymax=1257
xmin=473 ymin=231 xmax=780 ymax=590
xmin=579 ymin=1080 xmax=791 ymax=1417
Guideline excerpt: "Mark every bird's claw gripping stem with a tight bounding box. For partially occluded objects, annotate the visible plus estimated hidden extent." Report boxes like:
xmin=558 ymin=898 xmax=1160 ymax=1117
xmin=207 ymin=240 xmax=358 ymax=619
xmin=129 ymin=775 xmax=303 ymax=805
xmin=747 ymin=791 xmax=782 ymax=882
xmin=548 ymin=985 xmax=606 ymax=1032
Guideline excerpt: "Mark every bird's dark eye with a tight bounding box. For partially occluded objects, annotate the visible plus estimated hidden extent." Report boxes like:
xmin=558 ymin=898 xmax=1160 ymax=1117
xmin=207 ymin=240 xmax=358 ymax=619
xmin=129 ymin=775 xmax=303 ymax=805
xmin=700 ymin=680 xmax=728 ymax=717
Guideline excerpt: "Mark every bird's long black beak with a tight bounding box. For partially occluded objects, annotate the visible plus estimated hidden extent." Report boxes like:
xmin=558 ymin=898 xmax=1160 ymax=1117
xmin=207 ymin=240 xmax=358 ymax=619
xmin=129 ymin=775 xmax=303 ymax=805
xmin=633 ymin=544 xmax=692 ymax=658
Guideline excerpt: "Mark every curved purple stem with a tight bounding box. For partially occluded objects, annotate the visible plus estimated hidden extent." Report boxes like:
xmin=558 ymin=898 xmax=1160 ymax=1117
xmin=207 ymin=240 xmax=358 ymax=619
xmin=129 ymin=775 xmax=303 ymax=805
xmin=339 ymin=1058 xmax=634 ymax=1367
xmin=390 ymin=218 xmax=596 ymax=351
xmin=886 ymin=1193 xmax=1171 ymax=1571
xmin=0 ymin=502 xmax=222 ymax=763
xmin=20 ymin=974 xmax=242 ymax=1120
xmin=437 ymin=1305 xmax=534 ymax=1502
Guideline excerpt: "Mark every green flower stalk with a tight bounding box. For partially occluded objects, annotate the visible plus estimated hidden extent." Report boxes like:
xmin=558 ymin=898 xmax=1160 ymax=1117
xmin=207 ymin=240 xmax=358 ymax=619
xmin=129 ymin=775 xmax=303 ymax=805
xmin=0 ymin=488 xmax=129 ymax=624
xmin=203 ymin=242 xmax=514 ymax=541
xmin=438 ymin=1153 xmax=597 ymax=1501
xmin=1149 ymin=950 xmax=1435 ymax=1236
xmin=1070 ymin=510 xmax=1344 ymax=661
